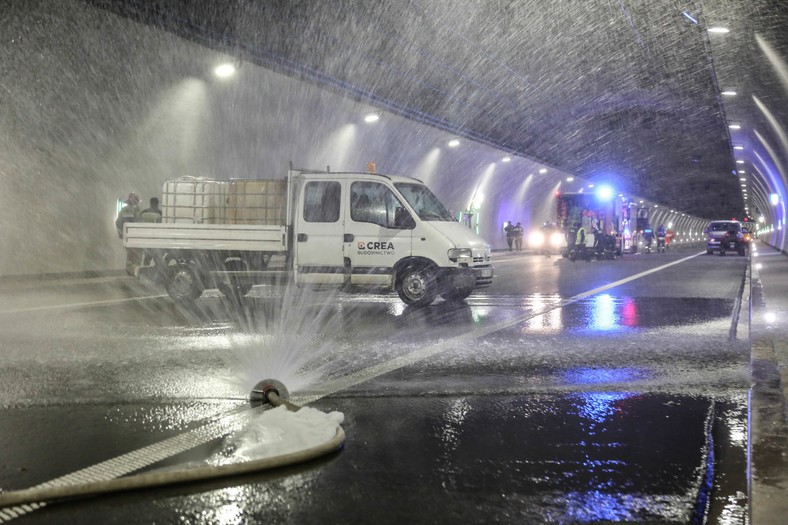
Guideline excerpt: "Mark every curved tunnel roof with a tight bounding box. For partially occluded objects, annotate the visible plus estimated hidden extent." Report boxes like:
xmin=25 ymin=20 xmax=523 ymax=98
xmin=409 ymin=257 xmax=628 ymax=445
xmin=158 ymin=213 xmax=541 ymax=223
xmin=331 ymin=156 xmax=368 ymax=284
xmin=88 ymin=0 xmax=788 ymax=222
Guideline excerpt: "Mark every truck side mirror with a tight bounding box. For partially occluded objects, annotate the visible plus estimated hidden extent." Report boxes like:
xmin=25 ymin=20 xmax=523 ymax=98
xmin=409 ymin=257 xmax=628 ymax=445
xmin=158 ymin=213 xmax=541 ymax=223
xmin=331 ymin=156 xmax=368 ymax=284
xmin=394 ymin=207 xmax=415 ymax=229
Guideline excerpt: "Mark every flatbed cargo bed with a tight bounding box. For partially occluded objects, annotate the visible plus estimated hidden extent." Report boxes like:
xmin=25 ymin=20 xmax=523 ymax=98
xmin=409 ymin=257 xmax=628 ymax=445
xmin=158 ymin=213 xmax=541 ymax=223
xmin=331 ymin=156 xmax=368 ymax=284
xmin=124 ymin=223 xmax=287 ymax=252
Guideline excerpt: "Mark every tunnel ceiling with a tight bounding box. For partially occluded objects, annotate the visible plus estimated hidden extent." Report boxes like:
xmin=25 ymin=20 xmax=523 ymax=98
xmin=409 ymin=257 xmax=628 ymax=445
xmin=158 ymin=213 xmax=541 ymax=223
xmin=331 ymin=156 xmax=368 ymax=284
xmin=87 ymin=0 xmax=788 ymax=220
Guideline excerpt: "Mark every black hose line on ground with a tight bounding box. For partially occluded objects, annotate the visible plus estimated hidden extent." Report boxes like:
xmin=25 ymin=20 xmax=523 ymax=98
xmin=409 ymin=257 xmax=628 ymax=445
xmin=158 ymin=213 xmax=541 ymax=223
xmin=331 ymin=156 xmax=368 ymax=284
xmin=0 ymin=380 xmax=345 ymax=510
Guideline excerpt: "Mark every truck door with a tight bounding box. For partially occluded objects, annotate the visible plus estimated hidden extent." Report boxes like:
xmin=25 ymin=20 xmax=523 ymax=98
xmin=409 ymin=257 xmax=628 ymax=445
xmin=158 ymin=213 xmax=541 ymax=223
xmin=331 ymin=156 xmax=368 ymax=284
xmin=346 ymin=180 xmax=413 ymax=287
xmin=294 ymin=179 xmax=346 ymax=286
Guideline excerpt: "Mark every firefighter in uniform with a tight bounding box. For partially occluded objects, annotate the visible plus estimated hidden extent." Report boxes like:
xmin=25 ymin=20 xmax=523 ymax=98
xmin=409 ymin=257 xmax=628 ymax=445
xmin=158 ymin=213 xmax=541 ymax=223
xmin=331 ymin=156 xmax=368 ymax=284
xmin=574 ymin=221 xmax=586 ymax=260
xmin=115 ymin=192 xmax=142 ymax=276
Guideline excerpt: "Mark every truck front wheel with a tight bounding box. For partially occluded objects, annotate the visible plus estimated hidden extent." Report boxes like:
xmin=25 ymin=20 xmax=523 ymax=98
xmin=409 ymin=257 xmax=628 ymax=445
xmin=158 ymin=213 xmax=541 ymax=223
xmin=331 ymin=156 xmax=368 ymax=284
xmin=396 ymin=265 xmax=437 ymax=306
xmin=166 ymin=262 xmax=204 ymax=302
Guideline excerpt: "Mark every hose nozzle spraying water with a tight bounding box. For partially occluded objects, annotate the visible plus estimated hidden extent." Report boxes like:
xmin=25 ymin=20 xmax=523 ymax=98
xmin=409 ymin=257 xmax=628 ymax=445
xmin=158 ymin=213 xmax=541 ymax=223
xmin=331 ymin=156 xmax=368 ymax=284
xmin=250 ymin=378 xmax=300 ymax=411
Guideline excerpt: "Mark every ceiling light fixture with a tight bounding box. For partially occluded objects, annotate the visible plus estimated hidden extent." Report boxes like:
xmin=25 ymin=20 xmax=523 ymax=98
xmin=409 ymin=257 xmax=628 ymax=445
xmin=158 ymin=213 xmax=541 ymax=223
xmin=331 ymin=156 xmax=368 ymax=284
xmin=448 ymin=139 xmax=460 ymax=147
xmin=708 ymin=27 xmax=730 ymax=34
xmin=681 ymin=11 xmax=698 ymax=24
xmin=364 ymin=113 xmax=380 ymax=123
xmin=214 ymin=63 xmax=236 ymax=77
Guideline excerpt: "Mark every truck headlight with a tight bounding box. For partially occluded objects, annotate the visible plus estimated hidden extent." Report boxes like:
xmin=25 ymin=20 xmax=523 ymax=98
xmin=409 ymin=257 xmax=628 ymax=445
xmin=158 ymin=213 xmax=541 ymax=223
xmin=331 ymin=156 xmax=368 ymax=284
xmin=448 ymin=248 xmax=472 ymax=263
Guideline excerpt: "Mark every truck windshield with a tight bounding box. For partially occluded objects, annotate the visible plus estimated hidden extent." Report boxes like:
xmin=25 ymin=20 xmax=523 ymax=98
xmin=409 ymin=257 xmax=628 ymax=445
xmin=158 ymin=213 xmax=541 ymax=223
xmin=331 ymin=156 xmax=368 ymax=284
xmin=394 ymin=183 xmax=456 ymax=222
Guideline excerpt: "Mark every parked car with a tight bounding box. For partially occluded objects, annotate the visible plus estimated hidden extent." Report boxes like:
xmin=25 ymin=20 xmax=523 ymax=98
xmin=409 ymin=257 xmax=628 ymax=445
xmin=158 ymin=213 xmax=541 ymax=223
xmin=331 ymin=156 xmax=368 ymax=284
xmin=705 ymin=220 xmax=745 ymax=256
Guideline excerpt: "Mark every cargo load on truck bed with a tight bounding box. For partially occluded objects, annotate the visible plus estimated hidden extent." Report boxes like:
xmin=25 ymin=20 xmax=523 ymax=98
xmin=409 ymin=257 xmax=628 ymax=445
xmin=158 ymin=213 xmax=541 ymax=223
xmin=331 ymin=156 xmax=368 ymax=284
xmin=162 ymin=176 xmax=287 ymax=225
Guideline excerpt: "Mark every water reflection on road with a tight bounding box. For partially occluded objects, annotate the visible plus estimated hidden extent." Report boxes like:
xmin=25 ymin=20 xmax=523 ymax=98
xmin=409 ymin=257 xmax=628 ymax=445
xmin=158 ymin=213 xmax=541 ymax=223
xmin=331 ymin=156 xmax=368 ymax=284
xmin=0 ymin=262 xmax=750 ymax=523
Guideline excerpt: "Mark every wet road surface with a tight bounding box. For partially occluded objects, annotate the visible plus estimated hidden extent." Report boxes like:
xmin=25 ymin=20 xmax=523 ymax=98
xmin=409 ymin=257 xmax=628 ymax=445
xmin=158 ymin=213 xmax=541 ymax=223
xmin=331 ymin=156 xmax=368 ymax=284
xmin=0 ymin=244 xmax=751 ymax=523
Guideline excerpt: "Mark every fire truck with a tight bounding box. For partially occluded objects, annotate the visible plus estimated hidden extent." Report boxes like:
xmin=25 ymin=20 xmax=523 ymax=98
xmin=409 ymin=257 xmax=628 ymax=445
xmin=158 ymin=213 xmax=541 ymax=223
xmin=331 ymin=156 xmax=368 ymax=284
xmin=555 ymin=189 xmax=634 ymax=257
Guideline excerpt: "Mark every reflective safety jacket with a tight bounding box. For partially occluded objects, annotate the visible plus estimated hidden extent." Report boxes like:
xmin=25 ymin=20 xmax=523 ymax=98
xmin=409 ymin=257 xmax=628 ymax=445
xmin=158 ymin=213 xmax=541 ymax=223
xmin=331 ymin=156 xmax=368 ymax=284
xmin=139 ymin=207 xmax=162 ymax=223
xmin=576 ymin=227 xmax=586 ymax=245
xmin=115 ymin=204 xmax=141 ymax=238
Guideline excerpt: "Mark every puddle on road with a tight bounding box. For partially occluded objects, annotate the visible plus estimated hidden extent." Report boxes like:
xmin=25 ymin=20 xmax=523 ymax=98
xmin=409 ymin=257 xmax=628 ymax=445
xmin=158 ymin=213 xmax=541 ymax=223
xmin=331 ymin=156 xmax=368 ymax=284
xmin=127 ymin=291 xmax=736 ymax=343
xmin=140 ymin=392 xmax=747 ymax=524
xmin=502 ymin=295 xmax=736 ymax=334
xmin=317 ymin=392 xmax=748 ymax=524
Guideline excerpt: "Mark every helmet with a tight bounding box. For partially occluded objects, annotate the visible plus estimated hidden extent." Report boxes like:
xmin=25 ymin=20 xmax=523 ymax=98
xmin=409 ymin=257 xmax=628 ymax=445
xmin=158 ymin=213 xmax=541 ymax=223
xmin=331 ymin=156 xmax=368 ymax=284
xmin=126 ymin=192 xmax=140 ymax=204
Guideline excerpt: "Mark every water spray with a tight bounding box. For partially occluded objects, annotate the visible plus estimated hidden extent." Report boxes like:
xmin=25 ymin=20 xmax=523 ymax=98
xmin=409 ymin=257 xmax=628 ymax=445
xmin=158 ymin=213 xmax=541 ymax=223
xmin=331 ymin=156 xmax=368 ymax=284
xmin=0 ymin=378 xmax=344 ymax=513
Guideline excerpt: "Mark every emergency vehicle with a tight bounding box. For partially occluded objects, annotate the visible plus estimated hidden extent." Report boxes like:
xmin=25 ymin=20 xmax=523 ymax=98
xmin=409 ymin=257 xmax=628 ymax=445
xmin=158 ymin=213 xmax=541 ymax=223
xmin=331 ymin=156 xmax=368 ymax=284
xmin=555 ymin=190 xmax=631 ymax=257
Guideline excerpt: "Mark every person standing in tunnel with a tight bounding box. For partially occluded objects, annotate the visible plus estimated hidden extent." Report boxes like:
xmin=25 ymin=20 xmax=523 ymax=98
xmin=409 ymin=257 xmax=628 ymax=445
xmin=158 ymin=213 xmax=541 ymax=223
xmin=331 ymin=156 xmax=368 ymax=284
xmin=513 ymin=222 xmax=524 ymax=252
xmin=505 ymin=221 xmax=515 ymax=251
xmin=573 ymin=221 xmax=586 ymax=260
xmin=115 ymin=192 xmax=141 ymax=237
xmin=657 ymin=223 xmax=667 ymax=253
xmin=139 ymin=197 xmax=162 ymax=223
xmin=115 ymin=192 xmax=142 ymax=276
xmin=139 ymin=197 xmax=164 ymax=275
xmin=567 ymin=220 xmax=578 ymax=253
xmin=642 ymin=224 xmax=654 ymax=253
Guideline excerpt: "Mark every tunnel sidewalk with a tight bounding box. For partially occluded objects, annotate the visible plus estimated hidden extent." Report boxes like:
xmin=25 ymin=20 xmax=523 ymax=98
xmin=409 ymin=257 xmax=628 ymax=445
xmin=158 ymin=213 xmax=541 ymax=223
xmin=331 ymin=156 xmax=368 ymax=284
xmin=749 ymin=241 xmax=788 ymax=525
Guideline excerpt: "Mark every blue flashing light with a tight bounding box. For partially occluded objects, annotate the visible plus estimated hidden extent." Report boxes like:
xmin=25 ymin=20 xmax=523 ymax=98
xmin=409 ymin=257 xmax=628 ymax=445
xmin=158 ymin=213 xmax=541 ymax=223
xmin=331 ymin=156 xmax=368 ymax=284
xmin=597 ymin=185 xmax=614 ymax=201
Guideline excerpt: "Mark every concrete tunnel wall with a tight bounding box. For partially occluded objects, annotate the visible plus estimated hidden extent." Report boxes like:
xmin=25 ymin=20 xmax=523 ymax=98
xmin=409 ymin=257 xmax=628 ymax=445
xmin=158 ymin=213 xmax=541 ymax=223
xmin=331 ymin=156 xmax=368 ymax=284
xmin=0 ymin=1 xmax=710 ymax=278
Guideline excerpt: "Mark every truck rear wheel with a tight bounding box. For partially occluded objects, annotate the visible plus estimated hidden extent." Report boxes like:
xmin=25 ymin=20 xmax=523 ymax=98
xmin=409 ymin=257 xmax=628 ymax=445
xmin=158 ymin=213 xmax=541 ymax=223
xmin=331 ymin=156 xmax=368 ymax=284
xmin=396 ymin=265 xmax=437 ymax=306
xmin=166 ymin=262 xmax=204 ymax=301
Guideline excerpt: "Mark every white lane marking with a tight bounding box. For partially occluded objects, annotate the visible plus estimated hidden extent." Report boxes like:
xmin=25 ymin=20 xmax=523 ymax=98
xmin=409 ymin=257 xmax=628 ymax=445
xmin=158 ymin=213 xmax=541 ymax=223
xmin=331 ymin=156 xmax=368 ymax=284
xmin=0 ymin=294 xmax=169 ymax=315
xmin=563 ymin=251 xmax=704 ymax=302
xmin=293 ymin=251 xmax=706 ymax=404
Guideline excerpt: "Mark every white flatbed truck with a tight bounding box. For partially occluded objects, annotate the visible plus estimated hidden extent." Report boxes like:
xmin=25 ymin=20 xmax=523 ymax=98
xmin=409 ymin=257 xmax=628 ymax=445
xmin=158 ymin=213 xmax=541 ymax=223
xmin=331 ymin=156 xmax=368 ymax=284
xmin=124 ymin=169 xmax=493 ymax=306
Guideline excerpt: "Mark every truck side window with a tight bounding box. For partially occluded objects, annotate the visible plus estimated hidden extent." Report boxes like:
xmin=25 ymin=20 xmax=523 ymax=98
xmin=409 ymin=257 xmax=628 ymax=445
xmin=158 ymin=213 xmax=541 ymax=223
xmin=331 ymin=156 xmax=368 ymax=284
xmin=304 ymin=181 xmax=341 ymax=223
xmin=350 ymin=181 xmax=411 ymax=229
